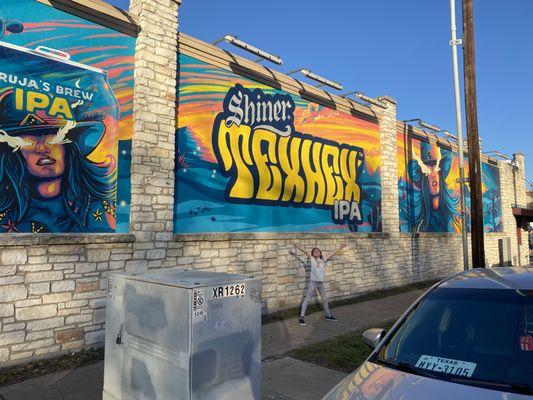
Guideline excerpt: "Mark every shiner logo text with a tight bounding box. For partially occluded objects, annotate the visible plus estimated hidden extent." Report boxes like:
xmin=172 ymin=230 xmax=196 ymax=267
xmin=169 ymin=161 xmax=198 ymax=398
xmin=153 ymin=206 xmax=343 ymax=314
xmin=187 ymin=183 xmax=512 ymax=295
xmin=213 ymin=84 xmax=364 ymax=226
xmin=224 ymin=83 xmax=295 ymax=137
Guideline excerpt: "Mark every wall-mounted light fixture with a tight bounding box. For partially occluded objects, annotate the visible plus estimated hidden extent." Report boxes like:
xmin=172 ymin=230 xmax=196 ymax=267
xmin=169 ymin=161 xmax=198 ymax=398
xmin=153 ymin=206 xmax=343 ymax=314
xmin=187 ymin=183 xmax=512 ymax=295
xmin=484 ymin=151 xmax=520 ymax=172
xmin=442 ymin=130 xmax=484 ymax=151
xmin=287 ymin=68 xmax=343 ymax=90
xmin=440 ymin=130 xmax=459 ymax=141
xmin=403 ymin=118 xmax=441 ymax=133
xmin=212 ymin=35 xmax=283 ymax=65
xmin=341 ymin=90 xmax=387 ymax=109
xmin=484 ymin=151 xmax=512 ymax=161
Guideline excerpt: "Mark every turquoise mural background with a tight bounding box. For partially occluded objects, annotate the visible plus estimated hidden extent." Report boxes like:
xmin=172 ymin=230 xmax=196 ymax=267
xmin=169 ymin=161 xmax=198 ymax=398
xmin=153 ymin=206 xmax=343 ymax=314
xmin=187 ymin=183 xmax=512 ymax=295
xmin=398 ymin=131 xmax=503 ymax=233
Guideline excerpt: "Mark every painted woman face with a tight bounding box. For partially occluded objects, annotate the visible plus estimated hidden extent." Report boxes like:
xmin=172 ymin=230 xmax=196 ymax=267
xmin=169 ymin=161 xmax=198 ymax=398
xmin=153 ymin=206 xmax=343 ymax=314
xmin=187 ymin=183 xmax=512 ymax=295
xmin=428 ymin=167 xmax=441 ymax=197
xmin=19 ymin=134 xmax=65 ymax=178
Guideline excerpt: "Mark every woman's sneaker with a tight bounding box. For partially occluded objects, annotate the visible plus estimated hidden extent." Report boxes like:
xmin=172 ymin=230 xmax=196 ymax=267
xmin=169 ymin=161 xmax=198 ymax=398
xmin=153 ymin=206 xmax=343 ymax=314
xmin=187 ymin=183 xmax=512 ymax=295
xmin=299 ymin=317 xmax=306 ymax=326
xmin=326 ymin=315 xmax=338 ymax=321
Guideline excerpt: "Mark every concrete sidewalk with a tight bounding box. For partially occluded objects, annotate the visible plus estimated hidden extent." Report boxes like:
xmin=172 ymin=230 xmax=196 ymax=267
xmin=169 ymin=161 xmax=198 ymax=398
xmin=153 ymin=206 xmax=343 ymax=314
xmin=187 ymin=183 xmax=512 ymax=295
xmin=262 ymin=289 xmax=423 ymax=359
xmin=0 ymin=289 xmax=424 ymax=400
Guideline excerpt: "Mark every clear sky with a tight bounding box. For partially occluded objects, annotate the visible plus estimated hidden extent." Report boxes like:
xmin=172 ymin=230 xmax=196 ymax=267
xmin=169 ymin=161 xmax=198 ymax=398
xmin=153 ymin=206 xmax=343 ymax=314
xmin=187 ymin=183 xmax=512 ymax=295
xmin=109 ymin=0 xmax=533 ymax=185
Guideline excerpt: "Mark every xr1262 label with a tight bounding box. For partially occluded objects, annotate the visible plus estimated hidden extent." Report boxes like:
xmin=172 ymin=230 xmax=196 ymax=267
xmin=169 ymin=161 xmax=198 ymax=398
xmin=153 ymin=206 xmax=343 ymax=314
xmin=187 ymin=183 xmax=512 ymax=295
xmin=212 ymin=284 xmax=246 ymax=299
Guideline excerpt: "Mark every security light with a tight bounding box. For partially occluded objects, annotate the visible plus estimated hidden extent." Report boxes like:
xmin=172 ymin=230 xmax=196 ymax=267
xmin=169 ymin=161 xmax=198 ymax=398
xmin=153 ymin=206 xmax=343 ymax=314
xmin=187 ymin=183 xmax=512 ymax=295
xmin=440 ymin=130 xmax=459 ymax=141
xmin=484 ymin=151 xmax=519 ymax=170
xmin=403 ymin=119 xmax=441 ymax=133
xmin=484 ymin=151 xmax=511 ymax=160
xmin=288 ymin=68 xmax=343 ymax=91
xmin=212 ymin=35 xmax=283 ymax=65
xmin=420 ymin=121 xmax=441 ymax=132
xmin=341 ymin=91 xmax=387 ymax=109
xmin=357 ymin=92 xmax=387 ymax=108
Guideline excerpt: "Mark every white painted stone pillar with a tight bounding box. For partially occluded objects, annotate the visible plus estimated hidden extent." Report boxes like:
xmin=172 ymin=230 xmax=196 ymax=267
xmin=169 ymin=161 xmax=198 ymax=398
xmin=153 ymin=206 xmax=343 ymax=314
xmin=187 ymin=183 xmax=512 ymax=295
xmin=513 ymin=153 xmax=527 ymax=208
xmin=371 ymin=97 xmax=400 ymax=236
xmin=128 ymin=0 xmax=180 ymax=257
xmin=497 ymin=161 xmax=516 ymax=264
xmin=513 ymin=153 xmax=529 ymax=265
xmin=498 ymin=155 xmax=530 ymax=266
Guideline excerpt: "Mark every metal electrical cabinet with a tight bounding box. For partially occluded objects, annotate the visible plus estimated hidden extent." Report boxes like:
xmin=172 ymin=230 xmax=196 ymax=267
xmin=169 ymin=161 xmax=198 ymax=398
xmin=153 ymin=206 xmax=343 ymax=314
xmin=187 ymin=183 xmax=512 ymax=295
xmin=102 ymin=269 xmax=261 ymax=400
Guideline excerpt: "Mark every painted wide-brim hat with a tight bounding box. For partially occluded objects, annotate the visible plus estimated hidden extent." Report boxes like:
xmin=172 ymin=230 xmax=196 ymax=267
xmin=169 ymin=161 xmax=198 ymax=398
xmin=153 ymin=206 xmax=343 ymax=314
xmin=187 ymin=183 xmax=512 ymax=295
xmin=0 ymin=89 xmax=105 ymax=155
xmin=419 ymin=141 xmax=441 ymax=167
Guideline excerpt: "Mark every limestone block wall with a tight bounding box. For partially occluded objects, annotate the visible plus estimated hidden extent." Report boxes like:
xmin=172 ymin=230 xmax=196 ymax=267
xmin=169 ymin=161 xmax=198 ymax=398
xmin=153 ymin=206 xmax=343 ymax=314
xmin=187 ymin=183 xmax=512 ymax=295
xmin=0 ymin=228 xmax=513 ymax=366
xmin=176 ymin=233 xmax=466 ymax=310
xmin=513 ymin=153 xmax=530 ymax=265
xmin=0 ymin=235 xmax=133 ymax=364
xmin=498 ymin=156 xmax=529 ymax=266
xmin=0 ymin=232 xmax=453 ymax=365
xmin=373 ymin=97 xmax=400 ymax=235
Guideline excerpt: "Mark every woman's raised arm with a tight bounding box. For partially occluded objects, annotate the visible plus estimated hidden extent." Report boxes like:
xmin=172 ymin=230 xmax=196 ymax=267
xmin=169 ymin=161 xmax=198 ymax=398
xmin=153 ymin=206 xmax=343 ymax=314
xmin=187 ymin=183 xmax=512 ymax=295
xmin=324 ymin=243 xmax=346 ymax=261
xmin=290 ymin=241 xmax=310 ymax=258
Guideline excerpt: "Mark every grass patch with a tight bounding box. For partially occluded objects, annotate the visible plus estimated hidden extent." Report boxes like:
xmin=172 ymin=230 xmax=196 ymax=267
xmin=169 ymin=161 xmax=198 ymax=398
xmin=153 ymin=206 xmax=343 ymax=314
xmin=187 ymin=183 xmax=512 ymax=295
xmin=0 ymin=348 xmax=104 ymax=388
xmin=262 ymin=279 xmax=436 ymax=324
xmin=288 ymin=320 xmax=396 ymax=373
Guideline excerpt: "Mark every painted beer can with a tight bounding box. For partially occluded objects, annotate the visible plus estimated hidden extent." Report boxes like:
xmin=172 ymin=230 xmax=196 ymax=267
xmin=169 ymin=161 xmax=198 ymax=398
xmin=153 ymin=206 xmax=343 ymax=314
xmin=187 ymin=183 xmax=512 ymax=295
xmin=0 ymin=40 xmax=119 ymax=233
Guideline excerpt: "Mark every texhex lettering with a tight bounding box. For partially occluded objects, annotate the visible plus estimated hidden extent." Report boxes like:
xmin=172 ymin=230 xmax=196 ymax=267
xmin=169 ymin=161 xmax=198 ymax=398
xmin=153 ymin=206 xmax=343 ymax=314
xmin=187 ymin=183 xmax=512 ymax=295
xmin=212 ymin=84 xmax=365 ymax=226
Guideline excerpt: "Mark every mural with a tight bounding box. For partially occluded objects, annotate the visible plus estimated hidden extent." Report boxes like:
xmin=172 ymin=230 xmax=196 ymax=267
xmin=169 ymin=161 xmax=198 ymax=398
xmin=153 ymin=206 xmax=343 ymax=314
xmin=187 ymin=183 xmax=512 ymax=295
xmin=478 ymin=162 xmax=503 ymax=232
xmin=398 ymin=129 xmax=502 ymax=233
xmin=0 ymin=0 xmax=135 ymax=233
xmin=175 ymin=55 xmax=382 ymax=233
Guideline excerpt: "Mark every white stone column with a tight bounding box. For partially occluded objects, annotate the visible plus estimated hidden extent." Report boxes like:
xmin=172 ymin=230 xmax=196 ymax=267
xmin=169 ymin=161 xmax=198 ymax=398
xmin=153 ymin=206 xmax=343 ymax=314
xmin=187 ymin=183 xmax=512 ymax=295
xmin=128 ymin=0 xmax=180 ymax=252
xmin=513 ymin=153 xmax=527 ymax=208
xmin=499 ymin=159 xmax=523 ymax=266
xmin=513 ymin=153 xmax=529 ymax=265
xmin=371 ymin=97 xmax=399 ymax=236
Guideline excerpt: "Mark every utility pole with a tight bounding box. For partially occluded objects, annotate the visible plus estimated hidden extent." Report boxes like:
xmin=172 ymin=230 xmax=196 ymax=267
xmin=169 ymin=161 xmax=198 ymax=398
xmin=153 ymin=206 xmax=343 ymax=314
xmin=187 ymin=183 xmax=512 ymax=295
xmin=462 ymin=0 xmax=485 ymax=268
xmin=449 ymin=0 xmax=469 ymax=270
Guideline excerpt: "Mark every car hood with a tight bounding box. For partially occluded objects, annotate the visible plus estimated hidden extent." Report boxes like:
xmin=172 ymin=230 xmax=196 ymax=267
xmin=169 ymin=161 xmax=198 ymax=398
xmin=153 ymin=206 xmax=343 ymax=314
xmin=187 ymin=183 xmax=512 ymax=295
xmin=323 ymin=361 xmax=531 ymax=400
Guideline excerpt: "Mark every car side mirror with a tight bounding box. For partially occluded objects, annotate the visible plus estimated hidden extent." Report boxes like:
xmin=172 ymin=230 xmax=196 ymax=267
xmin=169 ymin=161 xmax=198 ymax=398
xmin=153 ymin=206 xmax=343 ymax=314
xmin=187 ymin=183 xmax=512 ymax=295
xmin=362 ymin=328 xmax=386 ymax=349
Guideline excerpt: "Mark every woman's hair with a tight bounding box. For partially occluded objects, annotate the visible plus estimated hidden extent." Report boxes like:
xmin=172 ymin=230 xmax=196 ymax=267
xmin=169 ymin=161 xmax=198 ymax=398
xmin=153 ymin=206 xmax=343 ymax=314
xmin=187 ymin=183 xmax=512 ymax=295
xmin=408 ymin=154 xmax=459 ymax=232
xmin=0 ymin=140 xmax=116 ymax=229
xmin=311 ymin=247 xmax=323 ymax=259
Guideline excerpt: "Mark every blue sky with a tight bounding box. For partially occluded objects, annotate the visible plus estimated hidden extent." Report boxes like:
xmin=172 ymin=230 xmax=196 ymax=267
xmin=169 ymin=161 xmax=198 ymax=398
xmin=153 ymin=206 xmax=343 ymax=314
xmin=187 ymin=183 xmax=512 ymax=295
xmin=110 ymin=0 xmax=533 ymax=185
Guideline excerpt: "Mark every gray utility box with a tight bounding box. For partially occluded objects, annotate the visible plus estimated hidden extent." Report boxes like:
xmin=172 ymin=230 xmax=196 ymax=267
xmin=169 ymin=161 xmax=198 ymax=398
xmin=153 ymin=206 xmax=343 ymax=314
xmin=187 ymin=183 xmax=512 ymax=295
xmin=102 ymin=269 xmax=261 ymax=400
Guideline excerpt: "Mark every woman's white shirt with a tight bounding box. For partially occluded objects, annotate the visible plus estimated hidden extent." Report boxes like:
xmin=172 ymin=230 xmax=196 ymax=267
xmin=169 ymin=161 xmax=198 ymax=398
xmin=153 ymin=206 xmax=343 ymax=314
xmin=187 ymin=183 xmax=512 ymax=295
xmin=310 ymin=255 xmax=328 ymax=282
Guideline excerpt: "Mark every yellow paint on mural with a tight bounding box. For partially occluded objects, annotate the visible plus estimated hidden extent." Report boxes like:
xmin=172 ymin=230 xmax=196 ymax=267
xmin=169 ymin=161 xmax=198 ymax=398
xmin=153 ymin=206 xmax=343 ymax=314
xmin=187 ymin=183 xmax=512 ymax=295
xmin=215 ymin=119 xmax=363 ymax=206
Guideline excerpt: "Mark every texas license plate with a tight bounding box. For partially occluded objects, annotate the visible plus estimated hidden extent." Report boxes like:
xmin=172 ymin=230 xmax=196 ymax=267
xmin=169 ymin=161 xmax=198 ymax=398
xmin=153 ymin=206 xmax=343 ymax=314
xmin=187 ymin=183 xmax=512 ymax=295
xmin=415 ymin=355 xmax=477 ymax=377
xmin=211 ymin=283 xmax=246 ymax=299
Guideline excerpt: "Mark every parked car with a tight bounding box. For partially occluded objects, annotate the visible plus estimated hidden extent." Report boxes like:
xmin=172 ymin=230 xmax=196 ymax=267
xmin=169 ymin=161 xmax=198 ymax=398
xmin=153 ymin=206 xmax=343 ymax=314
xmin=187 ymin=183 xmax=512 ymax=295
xmin=322 ymin=268 xmax=533 ymax=399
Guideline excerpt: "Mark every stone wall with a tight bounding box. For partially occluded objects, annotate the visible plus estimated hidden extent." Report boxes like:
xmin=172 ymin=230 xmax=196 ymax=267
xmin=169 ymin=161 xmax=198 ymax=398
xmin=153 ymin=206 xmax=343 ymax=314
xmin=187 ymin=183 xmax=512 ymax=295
xmin=0 ymin=0 xmax=529 ymax=367
xmin=0 ymin=235 xmax=134 ymax=364
xmin=498 ymin=155 xmax=529 ymax=266
xmin=0 ymin=228 xmax=514 ymax=366
xmin=513 ymin=153 xmax=530 ymax=265
xmin=173 ymin=233 xmax=464 ymax=311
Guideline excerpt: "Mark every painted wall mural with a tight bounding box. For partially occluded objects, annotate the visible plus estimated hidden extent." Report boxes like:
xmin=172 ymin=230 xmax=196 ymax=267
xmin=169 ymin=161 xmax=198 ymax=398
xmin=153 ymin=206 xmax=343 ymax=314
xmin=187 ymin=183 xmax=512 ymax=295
xmin=0 ymin=0 xmax=135 ymax=233
xmin=478 ymin=161 xmax=503 ymax=232
xmin=175 ymin=55 xmax=382 ymax=233
xmin=397 ymin=129 xmax=503 ymax=233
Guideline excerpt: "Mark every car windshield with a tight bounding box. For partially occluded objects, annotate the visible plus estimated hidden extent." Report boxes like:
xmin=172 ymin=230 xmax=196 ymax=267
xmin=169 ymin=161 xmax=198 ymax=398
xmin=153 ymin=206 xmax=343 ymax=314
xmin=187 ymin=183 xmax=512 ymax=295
xmin=373 ymin=287 xmax=533 ymax=392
